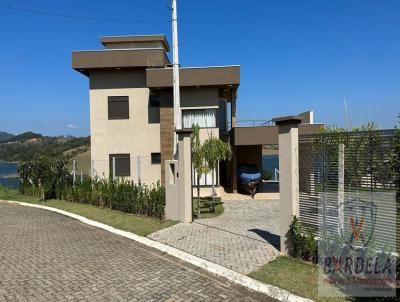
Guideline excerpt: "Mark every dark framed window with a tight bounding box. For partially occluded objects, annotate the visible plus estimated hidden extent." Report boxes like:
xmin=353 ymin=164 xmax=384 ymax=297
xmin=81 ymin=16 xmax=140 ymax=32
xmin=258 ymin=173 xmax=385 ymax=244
xmin=109 ymin=154 xmax=131 ymax=177
xmin=151 ymin=153 xmax=161 ymax=164
xmin=108 ymin=96 xmax=129 ymax=120
xmin=149 ymin=95 xmax=160 ymax=107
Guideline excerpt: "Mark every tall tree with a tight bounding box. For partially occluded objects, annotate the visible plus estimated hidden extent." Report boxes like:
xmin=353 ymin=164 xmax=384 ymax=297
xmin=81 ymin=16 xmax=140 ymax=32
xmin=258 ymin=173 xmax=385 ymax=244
xmin=203 ymin=136 xmax=232 ymax=212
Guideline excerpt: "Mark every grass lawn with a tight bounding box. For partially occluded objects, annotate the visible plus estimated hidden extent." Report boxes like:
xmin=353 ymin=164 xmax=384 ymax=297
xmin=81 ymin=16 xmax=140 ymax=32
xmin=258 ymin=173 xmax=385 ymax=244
xmin=249 ymin=256 xmax=399 ymax=302
xmin=192 ymin=196 xmax=224 ymax=219
xmin=0 ymin=188 xmax=177 ymax=236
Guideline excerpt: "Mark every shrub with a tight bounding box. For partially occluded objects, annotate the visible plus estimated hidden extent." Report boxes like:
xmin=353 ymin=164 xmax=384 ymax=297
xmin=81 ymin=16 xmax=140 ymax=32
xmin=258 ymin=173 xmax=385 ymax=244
xmin=17 ymin=159 xmax=166 ymax=220
xmin=289 ymin=216 xmax=318 ymax=263
xmin=17 ymin=158 xmax=71 ymax=200
xmin=62 ymin=177 xmax=166 ymax=219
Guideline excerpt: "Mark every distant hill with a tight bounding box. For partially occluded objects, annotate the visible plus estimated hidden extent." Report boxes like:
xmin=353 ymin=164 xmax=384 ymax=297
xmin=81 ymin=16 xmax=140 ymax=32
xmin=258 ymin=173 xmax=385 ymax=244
xmin=0 ymin=131 xmax=90 ymax=162
xmin=0 ymin=131 xmax=14 ymax=142
xmin=0 ymin=131 xmax=42 ymax=143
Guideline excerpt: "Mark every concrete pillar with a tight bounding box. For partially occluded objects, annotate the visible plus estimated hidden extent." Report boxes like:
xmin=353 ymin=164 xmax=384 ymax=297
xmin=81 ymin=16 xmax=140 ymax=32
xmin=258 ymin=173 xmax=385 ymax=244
xmin=177 ymin=130 xmax=193 ymax=223
xmin=231 ymin=146 xmax=238 ymax=193
xmin=165 ymin=130 xmax=193 ymax=223
xmin=165 ymin=159 xmax=178 ymax=220
xmin=231 ymin=89 xmax=237 ymax=129
xmin=272 ymin=115 xmax=303 ymax=253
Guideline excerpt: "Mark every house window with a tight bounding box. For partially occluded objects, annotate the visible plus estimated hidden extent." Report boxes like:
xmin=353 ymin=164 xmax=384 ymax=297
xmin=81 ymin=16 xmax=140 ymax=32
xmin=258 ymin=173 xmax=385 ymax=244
xmin=151 ymin=153 xmax=161 ymax=164
xmin=182 ymin=108 xmax=217 ymax=128
xmin=109 ymin=154 xmax=131 ymax=177
xmin=149 ymin=95 xmax=160 ymax=107
xmin=108 ymin=96 xmax=129 ymax=119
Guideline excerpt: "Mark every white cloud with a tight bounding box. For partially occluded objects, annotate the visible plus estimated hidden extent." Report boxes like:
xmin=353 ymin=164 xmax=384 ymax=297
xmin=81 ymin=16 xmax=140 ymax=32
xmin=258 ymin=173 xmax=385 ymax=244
xmin=67 ymin=124 xmax=78 ymax=129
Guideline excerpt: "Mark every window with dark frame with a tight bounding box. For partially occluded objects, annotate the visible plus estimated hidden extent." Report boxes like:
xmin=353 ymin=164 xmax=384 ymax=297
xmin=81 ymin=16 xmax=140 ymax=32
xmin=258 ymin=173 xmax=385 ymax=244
xmin=149 ymin=95 xmax=160 ymax=107
xmin=151 ymin=153 xmax=161 ymax=164
xmin=109 ymin=154 xmax=131 ymax=177
xmin=108 ymin=96 xmax=129 ymax=120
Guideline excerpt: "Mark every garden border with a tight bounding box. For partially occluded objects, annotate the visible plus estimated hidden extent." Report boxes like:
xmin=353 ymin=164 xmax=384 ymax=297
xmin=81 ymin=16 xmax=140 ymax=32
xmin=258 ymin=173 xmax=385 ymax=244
xmin=1 ymin=199 xmax=313 ymax=302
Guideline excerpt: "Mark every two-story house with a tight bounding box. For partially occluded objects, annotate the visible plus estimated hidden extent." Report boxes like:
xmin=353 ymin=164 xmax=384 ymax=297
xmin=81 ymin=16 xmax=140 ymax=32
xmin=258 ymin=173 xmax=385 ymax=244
xmin=72 ymin=35 xmax=239 ymax=195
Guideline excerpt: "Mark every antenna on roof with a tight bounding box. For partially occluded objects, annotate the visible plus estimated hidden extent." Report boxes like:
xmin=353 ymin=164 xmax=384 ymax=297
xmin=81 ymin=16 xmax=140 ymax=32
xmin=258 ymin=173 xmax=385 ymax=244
xmin=344 ymin=97 xmax=349 ymax=131
xmin=172 ymin=0 xmax=181 ymax=158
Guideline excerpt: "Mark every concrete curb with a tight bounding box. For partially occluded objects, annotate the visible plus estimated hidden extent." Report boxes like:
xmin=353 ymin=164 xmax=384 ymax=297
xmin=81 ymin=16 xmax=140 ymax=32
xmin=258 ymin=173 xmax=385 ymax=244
xmin=2 ymin=200 xmax=313 ymax=302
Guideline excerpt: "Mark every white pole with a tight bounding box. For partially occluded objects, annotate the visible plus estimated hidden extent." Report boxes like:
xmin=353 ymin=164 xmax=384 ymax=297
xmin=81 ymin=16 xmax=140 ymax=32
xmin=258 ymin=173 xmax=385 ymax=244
xmin=344 ymin=97 xmax=348 ymax=131
xmin=72 ymin=160 xmax=76 ymax=188
xmin=91 ymin=159 xmax=94 ymax=178
xmin=338 ymin=143 xmax=345 ymax=234
xmin=137 ymin=156 xmax=141 ymax=184
xmin=112 ymin=157 xmax=116 ymax=179
xmin=172 ymin=0 xmax=181 ymax=158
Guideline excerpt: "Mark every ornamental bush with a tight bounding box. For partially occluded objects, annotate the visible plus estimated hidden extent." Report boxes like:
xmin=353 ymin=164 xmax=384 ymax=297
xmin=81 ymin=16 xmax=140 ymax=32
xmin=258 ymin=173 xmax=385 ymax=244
xmin=17 ymin=159 xmax=166 ymax=220
xmin=288 ymin=215 xmax=318 ymax=263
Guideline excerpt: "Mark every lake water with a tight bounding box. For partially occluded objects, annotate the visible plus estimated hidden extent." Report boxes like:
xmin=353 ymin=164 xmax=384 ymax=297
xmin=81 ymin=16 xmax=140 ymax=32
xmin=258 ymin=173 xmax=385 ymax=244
xmin=0 ymin=156 xmax=278 ymax=189
xmin=262 ymin=155 xmax=279 ymax=174
xmin=0 ymin=162 xmax=20 ymax=188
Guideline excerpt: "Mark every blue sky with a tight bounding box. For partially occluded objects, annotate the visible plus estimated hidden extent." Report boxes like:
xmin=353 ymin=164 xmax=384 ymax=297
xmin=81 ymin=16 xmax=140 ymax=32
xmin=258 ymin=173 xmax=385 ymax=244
xmin=0 ymin=0 xmax=399 ymax=136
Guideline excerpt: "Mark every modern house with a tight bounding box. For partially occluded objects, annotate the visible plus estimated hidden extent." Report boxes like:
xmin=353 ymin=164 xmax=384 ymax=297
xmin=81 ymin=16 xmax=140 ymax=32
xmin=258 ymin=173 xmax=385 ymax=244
xmin=72 ymin=35 xmax=239 ymax=195
xmin=72 ymin=34 xmax=322 ymax=195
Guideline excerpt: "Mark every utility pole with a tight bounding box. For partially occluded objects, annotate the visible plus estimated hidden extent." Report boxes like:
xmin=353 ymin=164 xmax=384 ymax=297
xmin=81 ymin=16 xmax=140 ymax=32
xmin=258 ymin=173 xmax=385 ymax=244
xmin=172 ymin=0 xmax=181 ymax=158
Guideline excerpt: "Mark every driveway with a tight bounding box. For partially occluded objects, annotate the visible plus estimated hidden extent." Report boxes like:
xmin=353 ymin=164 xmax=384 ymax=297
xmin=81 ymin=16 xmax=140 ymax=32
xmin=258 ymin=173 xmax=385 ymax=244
xmin=0 ymin=202 xmax=275 ymax=302
xmin=149 ymin=200 xmax=280 ymax=274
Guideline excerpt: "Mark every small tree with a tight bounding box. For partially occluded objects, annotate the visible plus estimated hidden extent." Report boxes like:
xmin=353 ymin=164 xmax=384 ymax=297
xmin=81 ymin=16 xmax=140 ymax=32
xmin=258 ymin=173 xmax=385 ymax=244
xmin=203 ymin=135 xmax=232 ymax=212
xmin=191 ymin=124 xmax=208 ymax=218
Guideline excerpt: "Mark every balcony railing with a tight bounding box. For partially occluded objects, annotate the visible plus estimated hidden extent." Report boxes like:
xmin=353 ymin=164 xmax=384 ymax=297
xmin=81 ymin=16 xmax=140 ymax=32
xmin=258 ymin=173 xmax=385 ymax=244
xmin=227 ymin=119 xmax=273 ymax=130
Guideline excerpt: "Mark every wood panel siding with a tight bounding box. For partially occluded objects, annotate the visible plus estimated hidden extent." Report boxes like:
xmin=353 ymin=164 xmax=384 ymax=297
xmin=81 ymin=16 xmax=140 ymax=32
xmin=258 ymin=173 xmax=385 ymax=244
xmin=159 ymin=91 xmax=174 ymax=186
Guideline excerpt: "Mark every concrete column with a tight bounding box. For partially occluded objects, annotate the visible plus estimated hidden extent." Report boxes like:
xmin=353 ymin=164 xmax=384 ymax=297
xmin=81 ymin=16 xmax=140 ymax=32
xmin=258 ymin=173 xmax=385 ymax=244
xmin=231 ymin=146 xmax=238 ymax=193
xmin=165 ymin=159 xmax=179 ymax=220
xmin=272 ymin=115 xmax=303 ymax=253
xmin=165 ymin=130 xmax=193 ymax=223
xmin=177 ymin=130 xmax=193 ymax=223
xmin=231 ymin=89 xmax=237 ymax=129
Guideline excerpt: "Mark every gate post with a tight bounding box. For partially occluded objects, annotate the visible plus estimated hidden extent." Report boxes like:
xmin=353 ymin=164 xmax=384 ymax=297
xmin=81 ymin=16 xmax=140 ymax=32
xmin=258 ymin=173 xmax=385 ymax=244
xmin=165 ymin=129 xmax=193 ymax=223
xmin=272 ymin=115 xmax=303 ymax=253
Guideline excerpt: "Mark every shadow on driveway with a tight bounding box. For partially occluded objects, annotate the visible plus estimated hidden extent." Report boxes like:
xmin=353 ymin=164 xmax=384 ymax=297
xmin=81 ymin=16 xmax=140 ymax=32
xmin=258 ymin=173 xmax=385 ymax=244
xmin=248 ymin=228 xmax=280 ymax=250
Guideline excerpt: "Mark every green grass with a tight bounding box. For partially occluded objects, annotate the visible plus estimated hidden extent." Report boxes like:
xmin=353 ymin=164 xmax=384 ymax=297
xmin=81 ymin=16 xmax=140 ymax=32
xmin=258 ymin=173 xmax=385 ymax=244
xmin=249 ymin=256 xmax=348 ymax=302
xmin=71 ymin=148 xmax=91 ymax=175
xmin=249 ymin=256 xmax=399 ymax=302
xmin=192 ymin=197 xmax=224 ymax=219
xmin=0 ymin=188 xmax=177 ymax=236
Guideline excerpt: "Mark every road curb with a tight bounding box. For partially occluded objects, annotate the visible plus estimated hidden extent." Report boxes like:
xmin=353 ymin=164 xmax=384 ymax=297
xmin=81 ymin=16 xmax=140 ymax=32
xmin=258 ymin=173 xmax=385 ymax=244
xmin=2 ymin=200 xmax=313 ymax=302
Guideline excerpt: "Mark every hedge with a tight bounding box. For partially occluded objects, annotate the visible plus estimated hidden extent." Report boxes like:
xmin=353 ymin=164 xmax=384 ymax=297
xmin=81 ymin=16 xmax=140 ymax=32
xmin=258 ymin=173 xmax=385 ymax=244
xmin=17 ymin=159 xmax=166 ymax=220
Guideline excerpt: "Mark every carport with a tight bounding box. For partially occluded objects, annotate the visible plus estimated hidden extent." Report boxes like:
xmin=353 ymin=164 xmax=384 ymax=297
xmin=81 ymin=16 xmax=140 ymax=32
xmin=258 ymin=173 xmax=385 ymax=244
xmin=226 ymin=111 xmax=322 ymax=194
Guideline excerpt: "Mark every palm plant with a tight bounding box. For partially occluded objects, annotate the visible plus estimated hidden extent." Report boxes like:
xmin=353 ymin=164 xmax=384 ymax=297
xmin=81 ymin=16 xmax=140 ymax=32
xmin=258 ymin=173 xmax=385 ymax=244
xmin=191 ymin=124 xmax=208 ymax=218
xmin=203 ymin=135 xmax=232 ymax=212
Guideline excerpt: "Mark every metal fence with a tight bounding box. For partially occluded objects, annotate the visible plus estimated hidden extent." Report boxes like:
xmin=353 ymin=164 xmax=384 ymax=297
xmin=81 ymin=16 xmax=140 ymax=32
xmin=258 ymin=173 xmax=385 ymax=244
xmin=298 ymin=129 xmax=399 ymax=252
xmin=79 ymin=155 xmax=157 ymax=185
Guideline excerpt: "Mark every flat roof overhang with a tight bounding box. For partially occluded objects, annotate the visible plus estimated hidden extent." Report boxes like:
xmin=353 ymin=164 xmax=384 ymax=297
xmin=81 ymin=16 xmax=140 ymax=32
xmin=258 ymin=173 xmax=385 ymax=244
xmin=232 ymin=124 xmax=324 ymax=146
xmin=72 ymin=48 xmax=170 ymax=75
xmin=101 ymin=35 xmax=170 ymax=52
xmin=146 ymin=66 xmax=240 ymax=88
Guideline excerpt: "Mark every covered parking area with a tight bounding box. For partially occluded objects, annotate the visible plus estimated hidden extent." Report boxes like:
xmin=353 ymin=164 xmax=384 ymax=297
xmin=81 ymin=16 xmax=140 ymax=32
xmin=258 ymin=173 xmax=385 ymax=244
xmin=225 ymin=112 xmax=322 ymax=196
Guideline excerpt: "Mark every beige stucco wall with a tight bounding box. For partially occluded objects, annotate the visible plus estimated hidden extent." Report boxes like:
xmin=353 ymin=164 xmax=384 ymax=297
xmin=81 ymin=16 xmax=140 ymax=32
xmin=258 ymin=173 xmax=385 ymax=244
xmin=90 ymin=87 xmax=161 ymax=185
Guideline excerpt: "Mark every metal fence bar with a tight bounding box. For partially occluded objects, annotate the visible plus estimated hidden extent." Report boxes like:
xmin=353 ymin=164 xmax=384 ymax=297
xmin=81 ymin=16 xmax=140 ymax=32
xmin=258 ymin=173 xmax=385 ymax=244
xmin=298 ymin=129 xmax=399 ymax=252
